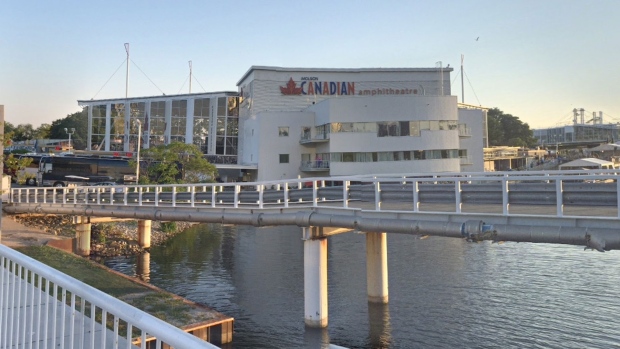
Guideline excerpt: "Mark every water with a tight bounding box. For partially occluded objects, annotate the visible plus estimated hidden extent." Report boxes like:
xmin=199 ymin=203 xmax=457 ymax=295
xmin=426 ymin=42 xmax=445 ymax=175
xmin=105 ymin=224 xmax=620 ymax=348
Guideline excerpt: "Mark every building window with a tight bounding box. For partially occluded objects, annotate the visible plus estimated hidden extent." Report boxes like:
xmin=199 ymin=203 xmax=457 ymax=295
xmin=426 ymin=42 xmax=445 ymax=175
xmin=279 ymin=127 xmax=289 ymax=137
xmin=279 ymin=154 xmax=289 ymax=163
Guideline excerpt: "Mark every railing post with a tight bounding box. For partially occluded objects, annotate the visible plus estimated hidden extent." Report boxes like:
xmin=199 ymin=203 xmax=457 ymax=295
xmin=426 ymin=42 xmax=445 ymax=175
xmin=312 ymin=181 xmax=318 ymax=207
xmin=413 ymin=180 xmax=419 ymax=212
xmin=455 ymin=180 xmax=462 ymax=213
xmin=172 ymin=186 xmax=177 ymax=207
xmin=138 ymin=187 xmax=143 ymax=206
xmin=211 ymin=186 xmax=217 ymax=208
xmin=343 ymin=180 xmax=350 ymax=208
xmin=284 ymin=182 xmax=289 ymax=208
xmin=556 ymin=179 xmax=563 ymax=217
xmin=234 ymin=185 xmax=240 ymax=208
xmin=258 ymin=184 xmax=264 ymax=209
xmin=374 ymin=180 xmax=381 ymax=210
xmin=502 ymin=176 xmax=509 ymax=215
xmin=190 ymin=186 xmax=195 ymax=207
xmin=155 ymin=187 xmax=160 ymax=206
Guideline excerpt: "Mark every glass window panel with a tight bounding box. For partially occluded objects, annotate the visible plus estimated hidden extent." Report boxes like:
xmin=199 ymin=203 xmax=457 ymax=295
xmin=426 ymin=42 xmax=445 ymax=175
xmin=419 ymin=121 xmax=430 ymax=130
xmin=225 ymin=137 xmax=238 ymax=155
xmin=279 ymin=127 xmax=289 ymax=137
xmin=227 ymin=118 xmax=238 ymax=136
xmin=331 ymin=123 xmax=342 ymax=133
xmin=217 ymin=117 xmax=226 ymax=136
xmin=430 ymin=121 xmax=439 ymax=131
xmin=377 ymin=123 xmax=388 ymax=137
xmin=343 ymin=153 xmax=354 ymax=162
xmin=194 ymin=98 xmax=210 ymax=117
xmin=448 ymin=120 xmax=458 ymax=130
xmin=279 ymin=154 xmax=289 ymax=163
xmin=409 ymin=121 xmax=420 ymax=136
xmin=332 ymin=153 xmax=342 ymax=162
xmin=400 ymin=122 xmax=410 ymax=136
xmin=217 ymin=97 xmax=227 ymax=116
xmin=439 ymin=121 xmax=448 ymax=130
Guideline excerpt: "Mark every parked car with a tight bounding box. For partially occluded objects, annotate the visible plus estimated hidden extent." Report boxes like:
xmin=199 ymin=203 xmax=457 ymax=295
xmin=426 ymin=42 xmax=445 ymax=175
xmin=90 ymin=181 xmax=125 ymax=193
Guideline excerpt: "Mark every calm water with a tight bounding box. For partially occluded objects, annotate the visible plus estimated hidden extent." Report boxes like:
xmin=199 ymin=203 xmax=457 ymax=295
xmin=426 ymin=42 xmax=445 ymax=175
xmin=105 ymin=224 xmax=620 ymax=349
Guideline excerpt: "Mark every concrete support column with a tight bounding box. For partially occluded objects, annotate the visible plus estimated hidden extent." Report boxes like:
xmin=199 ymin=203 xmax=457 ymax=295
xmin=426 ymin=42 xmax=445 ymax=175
xmin=75 ymin=220 xmax=92 ymax=257
xmin=366 ymin=232 xmax=389 ymax=303
xmin=303 ymin=227 xmax=328 ymax=328
xmin=138 ymin=220 xmax=152 ymax=249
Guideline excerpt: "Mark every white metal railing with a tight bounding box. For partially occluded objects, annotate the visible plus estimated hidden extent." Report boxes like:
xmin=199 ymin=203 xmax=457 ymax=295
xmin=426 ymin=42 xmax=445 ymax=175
xmin=10 ymin=169 xmax=620 ymax=220
xmin=0 ymin=244 xmax=218 ymax=349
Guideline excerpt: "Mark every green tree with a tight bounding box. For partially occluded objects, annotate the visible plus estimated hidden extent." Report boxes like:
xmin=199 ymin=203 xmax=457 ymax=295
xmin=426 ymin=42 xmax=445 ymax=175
xmin=3 ymin=153 xmax=32 ymax=182
xmin=487 ymin=108 xmax=537 ymax=147
xmin=12 ymin=124 xmax=34 ymax=141
xmin=137 ymin=142 xmax=217 ymax=184
xmin=33 ymin=123 xmax=51 ymax=139
xmin=49 ymin=109 xmax=88 ymax=150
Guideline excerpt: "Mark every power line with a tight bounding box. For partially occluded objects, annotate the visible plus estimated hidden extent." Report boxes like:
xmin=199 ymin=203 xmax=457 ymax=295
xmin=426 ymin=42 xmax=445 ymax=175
xmin=91 ymin=60 xmax=126 ymax=100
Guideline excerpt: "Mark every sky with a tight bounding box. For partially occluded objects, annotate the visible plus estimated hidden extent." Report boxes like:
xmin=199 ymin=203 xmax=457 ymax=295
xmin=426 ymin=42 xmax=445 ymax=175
xmin=1 ymin=0 xmax=619 ymax=129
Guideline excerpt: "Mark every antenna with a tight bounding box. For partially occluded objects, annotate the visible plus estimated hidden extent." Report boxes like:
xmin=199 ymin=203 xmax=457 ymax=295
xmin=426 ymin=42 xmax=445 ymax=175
xmin=189 ymin=60 xmax=192 ymax=93
xmin=124 ymin=43 xmax=130 ymax=98
xmin=460 ymin=54 xmax=465 ymax=103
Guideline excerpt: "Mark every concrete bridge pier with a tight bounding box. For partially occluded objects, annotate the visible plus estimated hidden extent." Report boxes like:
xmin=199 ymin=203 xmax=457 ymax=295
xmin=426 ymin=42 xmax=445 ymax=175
xmin=366 ymin=232 xmax=388 ymax=303
xmin=75 ymin=217 xmax=91 ymax=257
xmin=302 ymin=227 xmax=328 ymax=328
xmin=138 ymin=220 xmax=152 ymax=249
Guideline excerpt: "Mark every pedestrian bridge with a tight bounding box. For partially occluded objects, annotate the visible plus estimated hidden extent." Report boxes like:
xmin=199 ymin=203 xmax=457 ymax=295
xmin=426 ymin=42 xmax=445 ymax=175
xmin=3 ymin=169 xmax=620 ymax=345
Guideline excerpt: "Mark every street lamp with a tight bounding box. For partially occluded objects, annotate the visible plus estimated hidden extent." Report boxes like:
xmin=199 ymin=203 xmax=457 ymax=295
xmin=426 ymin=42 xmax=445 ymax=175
xmin=64 ymin=128 xmax=75 ymax=151
xmin=135 ymin=120 xmax=141 ymax=183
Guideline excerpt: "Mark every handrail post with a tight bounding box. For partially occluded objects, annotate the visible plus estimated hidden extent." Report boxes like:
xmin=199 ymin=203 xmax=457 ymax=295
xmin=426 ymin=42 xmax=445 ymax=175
xmin=284 ymin=182 xmax=289 ymax=208
xmin=190 ymin=186 xmax=195 ymax=207
xmin=455 ymin=180 xmax=462 ymax=213
xmin=343 ymin=180 xmax=350 ymax=208
xmin=258 ymin=184 xmax=264 ymax=209
xmin=502 ymin=176 xmax=509 ymax=215
xmin=312 ymin=181 xmax=318 ymax=207
xmin=234 ymin=185 xmax=240 ymax=208
xmin=211 ymin=186 xmax=216 ymax=208
xmin=172 ymin=186 xmax=176 ymax=207
xmin=413 ymin=180 xmax=419 ymax=212
xmin=155 ymin=187 xmax=160 ymax=206
xmin=617 ymin=178 xmax=620 ymax=219
xmin=556 ymin=178 xmax=563 ymax=217
xmin=138 ymin=187 xmax=143 ymax=206
xmin=374 ymin=180 xmax=381 ymax=210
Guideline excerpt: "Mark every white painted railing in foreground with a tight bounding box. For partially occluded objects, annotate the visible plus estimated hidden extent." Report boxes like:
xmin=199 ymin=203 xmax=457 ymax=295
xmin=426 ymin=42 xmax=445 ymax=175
xmin=0 ymin=244 xmax=218 ymax=349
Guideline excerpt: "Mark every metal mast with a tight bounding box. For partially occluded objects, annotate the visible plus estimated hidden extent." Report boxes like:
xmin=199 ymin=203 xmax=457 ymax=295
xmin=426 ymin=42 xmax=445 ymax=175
xmin=461 ymin=54 xmax=465 ymax=103
xmin=189 ymin=60 xmax=193 ymax=93
xmin=124 ymin=43 xmax=130 ymax=98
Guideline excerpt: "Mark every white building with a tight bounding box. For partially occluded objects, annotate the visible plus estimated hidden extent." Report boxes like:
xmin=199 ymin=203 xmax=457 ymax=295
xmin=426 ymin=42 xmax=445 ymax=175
xmin=78 ymin=66 xmax=487 ymax=182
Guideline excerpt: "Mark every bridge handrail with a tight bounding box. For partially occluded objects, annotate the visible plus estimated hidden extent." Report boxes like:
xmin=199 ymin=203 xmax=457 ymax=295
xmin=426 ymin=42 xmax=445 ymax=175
xmin=0 ymin=244 xmax=218 ymax=348
xmin=9 ymin=170 xmax=620 ymax=221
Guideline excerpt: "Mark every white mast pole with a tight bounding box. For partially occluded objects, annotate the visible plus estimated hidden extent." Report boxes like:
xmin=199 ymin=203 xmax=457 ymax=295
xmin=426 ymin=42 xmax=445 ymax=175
xmin=125 ymin=43 xmax=130 ymax=98
xmin=189 ymin=60 xmax=192 ymax=94
xmin=461 ymin=54 xmax=465 ymax=103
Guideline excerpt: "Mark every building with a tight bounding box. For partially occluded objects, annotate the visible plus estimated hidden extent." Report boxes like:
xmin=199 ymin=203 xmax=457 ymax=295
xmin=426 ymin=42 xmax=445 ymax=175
xmin=78 ymin=66 xmax=487 ymax=182
xmin=533 ymin=109 xmax=619 ymax=148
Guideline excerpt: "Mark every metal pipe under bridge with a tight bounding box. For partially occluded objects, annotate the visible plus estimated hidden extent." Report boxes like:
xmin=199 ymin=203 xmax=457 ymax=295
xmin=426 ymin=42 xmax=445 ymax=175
xmin=4 ymin=169 xmax=620 ymax=327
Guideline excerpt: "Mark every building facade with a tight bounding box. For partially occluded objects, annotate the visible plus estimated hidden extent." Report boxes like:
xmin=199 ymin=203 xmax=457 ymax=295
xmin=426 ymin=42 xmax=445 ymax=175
xmin=78 ymin=66 xmax=487 ymax=182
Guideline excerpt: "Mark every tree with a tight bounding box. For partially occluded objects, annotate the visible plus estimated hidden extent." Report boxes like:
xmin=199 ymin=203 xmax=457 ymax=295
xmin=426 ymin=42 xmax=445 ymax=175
xmin=12 ymin=124 xmax=34 ymax=141
xmin=49 ymin=109 xmax=88 ymax=150
xmin=137 ymin=142 xmax=218 ymax=184
xmin=487 ymin=108 xmax=537 ymax=147
xmin=33 ymin=123 xmax=51 ymax=139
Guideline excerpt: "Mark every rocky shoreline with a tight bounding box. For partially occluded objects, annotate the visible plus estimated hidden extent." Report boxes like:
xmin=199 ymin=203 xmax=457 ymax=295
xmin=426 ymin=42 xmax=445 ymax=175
xmin=11 ymin=214 xmax=193 ymax=259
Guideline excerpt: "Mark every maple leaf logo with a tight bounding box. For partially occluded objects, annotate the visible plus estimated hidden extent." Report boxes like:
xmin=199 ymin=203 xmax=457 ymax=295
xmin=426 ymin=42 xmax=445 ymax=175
xmin=280 ymin=78 xmax=302 ymax=95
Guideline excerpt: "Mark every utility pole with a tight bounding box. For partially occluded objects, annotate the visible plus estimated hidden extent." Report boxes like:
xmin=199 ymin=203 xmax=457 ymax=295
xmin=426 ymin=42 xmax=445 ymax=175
xmin=461 ymin=54 xmax=465 ymax=103
xmin=189 ymin=60 xmax=192 ymax=93
xmin=125 ymin=43 xmax=130 ymax=98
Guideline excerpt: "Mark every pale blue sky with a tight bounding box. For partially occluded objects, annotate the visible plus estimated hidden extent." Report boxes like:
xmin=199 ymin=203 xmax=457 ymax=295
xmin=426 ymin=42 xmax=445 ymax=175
xmin=2 ymin=0 xmax=618 ymax=129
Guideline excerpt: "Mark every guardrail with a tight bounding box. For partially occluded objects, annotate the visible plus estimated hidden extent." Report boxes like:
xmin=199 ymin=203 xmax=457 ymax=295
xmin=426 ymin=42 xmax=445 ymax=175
xmin=0 ymin=244 xmax=218 ymax=348
xmin=9 ymin=169 xmax=620 ymax=220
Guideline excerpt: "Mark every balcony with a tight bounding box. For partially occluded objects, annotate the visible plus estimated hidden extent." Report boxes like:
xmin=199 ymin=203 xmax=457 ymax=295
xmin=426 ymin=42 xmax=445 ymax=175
xmin=299 ymin=133 xmax=330 ymax=145
xmin=300 ymin=160 xmax=330 ymax=172
xmin=460 ymin=155 xmax=473 ymax=165
xmin=458 ymin=126 xmax=472 ymax=137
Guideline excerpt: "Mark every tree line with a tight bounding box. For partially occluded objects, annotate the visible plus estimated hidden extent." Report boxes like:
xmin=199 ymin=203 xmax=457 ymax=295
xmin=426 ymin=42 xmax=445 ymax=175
xmin=487 ymin=108 xmax=537 ymax=148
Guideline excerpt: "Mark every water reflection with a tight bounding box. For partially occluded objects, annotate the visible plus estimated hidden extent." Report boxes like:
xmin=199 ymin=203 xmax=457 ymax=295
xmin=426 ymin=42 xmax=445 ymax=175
xmin=136 ymin=252 xmax=150 ymax=282
xmin=104 ymin=223 xmax=620 ymax=349
xmin=367 ymin=302 xmax=391 ymax=348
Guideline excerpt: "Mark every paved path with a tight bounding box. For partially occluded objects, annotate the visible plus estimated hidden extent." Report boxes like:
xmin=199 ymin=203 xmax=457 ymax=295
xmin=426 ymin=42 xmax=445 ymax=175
xmin=0 ymin=213 xmax=70 ymax=248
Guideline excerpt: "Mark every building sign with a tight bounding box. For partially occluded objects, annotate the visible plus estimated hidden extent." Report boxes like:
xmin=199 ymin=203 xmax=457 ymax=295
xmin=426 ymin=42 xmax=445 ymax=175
xmin=280 ymin=77 xmax=419 ymax=96
xmin=280 ymin=77 xmax=355 ymax=96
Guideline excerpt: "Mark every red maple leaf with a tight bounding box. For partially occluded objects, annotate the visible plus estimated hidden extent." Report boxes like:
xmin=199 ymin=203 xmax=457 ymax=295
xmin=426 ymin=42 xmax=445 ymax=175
xmin=280 ymin=78 xmax=302 ymax=95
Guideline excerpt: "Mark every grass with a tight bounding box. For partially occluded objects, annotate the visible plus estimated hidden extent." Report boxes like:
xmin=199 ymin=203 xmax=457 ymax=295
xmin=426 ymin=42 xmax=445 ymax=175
xmin=16 ymin=246 xmax=213 ymax=327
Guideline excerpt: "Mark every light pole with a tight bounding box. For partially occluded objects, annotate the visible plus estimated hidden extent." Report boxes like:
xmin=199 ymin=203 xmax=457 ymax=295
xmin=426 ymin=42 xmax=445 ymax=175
xmin=135 ymin=120 xmax=141 ymax=183
xmin=64 ymin=128 xmax=75 ymax=151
